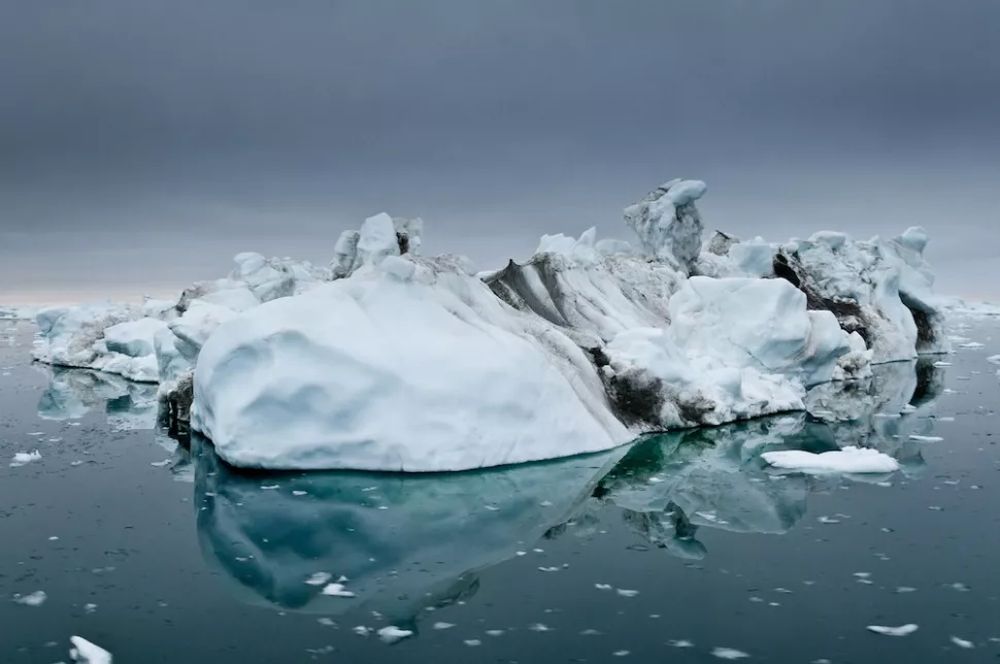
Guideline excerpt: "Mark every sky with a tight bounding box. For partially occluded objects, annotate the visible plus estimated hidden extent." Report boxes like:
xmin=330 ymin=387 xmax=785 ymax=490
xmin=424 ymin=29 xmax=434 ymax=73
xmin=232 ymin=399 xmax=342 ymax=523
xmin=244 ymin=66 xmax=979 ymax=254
xmin=2 ymin=0 xmax=998 ymax=304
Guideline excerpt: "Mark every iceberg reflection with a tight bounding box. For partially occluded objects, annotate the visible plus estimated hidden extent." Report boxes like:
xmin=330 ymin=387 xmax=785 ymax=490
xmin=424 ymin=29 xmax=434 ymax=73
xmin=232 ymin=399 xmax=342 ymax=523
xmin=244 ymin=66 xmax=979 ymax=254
xmin=190 ymin=436 xmax=628 ymax=620
xmin=36 ymin=355 xmax=945 ymax=621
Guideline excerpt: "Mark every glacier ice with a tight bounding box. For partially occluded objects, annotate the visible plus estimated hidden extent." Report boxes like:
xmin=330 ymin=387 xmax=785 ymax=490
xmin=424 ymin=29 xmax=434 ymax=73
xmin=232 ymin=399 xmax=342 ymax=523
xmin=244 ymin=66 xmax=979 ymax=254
xmin=27 ymin=176 xmax=964 ymax=472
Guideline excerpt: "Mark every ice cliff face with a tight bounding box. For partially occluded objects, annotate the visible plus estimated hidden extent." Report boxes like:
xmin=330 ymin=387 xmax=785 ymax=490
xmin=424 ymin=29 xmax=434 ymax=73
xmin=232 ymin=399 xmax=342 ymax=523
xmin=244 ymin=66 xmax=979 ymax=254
xmin=30 ymin=177 xmax=954 ymax=472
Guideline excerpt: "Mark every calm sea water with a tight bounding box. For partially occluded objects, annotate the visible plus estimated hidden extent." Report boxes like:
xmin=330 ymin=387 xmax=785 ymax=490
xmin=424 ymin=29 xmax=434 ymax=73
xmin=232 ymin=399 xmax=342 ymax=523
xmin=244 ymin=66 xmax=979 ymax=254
xmin=1 ymin=318 xmax=998 ymax=663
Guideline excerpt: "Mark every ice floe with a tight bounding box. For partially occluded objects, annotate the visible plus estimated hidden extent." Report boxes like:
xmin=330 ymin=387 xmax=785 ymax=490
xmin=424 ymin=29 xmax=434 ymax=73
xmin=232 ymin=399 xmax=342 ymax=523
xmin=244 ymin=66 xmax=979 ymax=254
xmin=762 ymin=447 xmax=899 ymax=474
xmin=866 ymin=624 xmax=918 ymax=637
xmin=69 ymin=635 xmax=113 ymax=663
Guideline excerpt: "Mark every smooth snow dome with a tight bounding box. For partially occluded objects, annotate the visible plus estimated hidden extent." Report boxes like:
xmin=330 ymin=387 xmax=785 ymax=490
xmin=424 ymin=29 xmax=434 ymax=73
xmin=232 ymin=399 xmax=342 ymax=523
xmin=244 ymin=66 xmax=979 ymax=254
xmin=192 ymin=261 xmax=629 ymax=471
xmin=762 ymin=446 xmax=900 ymax=474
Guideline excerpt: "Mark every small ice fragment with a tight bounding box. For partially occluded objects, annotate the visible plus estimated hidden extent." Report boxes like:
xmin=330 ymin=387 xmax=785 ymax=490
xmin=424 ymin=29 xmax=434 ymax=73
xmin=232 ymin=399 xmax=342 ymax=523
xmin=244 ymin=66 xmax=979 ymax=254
xmin=485 ymin=629 xmax=505 ymax=637
xmin=895 ymin=586 xmax=917 ymax=593
xmin=529 ymin=623 xmax=551 ymax=632
xmin=712 ymin=647 xmax=750 ymax=659
xmin=352 ymin=626 xmax=371 ymax=636
xmin=150 ymin=459 xmax=171 ymax=467
xmin=69 ymin=635 xmax=112 ymax=663
xmin=10 ymin=450 xmax=42 ymax=467
xmin=13 ymin=590 xmax=47 ymax=607
xmin=867 ymin=624 xmax=918 ymax=636
xmin=948 ymin=582 xmax=970 ymax=592
xmin=321 ymin=583 xmax=356 ymax=598
xmin=538 ymin=566 xmax=561 ymax=572
xmin=933 ymin=361 xmax=952 ymax=367
xmin=49 ymin=536 xmax=59 ymax=541
xmin=260 ymin=484 xmax=280 ymax=490
xmin=908 ymin=435 xmax=943 ymax=442
xmin=613 ymin=650 xmax=630 ymax=656
xmin=292 ymin=490 xmax=308 ymax=496
xmin=959 ymin=342 xmax=984 ymax=348
xmin=668 ymin=640 xmax=694 ymax=648
xmin=317 ymin=617 xmax=336 ymax=626
xmin=950 ymin=636 xmax=974 ymax=649
xmin=305 ymin=572 xmax=332 ymax=586
xmin=986 ymin=354 xmax=1000 ymax=365
xmin=900 ymin=404 xmax=918 ymax=414
xmin=377 ymin=626 xmax=413 ymax=644
xmin=818 ymin=516 xmax=841 ymax=524
xmin=432 ymin=622 xmax=455 ymax=630
xmin=464 ymin=639 xmax=482 ymax=647
xmin=616 ymin=589 xmax=639 ymax=597
xmin=595 ymin=583 xmax=612 ymax=591
xmin=762 ymin=446 xmax=898 ymax=474
xmin=84 ymin=603 xmax=98 ymax=614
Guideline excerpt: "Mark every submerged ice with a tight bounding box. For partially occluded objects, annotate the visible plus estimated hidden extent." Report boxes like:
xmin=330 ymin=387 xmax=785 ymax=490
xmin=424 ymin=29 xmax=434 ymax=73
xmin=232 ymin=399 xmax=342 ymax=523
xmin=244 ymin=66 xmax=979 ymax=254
xmin=30 ymin=177 xmax=958 ymax=471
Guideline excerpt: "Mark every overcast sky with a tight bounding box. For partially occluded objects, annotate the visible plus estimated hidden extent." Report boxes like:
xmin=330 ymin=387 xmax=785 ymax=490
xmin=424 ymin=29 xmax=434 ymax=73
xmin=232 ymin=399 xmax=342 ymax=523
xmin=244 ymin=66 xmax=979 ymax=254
xmin=2 ymin=0 xmax=998 ymax=304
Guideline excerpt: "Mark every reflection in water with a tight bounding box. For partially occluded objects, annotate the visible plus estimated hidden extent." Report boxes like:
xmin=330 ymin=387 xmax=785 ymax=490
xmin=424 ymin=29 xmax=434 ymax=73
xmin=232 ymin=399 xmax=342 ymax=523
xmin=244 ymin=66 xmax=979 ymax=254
xmin=35 ymin=364 xmax=193 ymax=480
xmin=191 ymin=436 xmax=628 ymax=623
xmin=36 ymin=365 xmax=159 ymax=431
xmin=38 ymin=357 xmax=945 ymax=623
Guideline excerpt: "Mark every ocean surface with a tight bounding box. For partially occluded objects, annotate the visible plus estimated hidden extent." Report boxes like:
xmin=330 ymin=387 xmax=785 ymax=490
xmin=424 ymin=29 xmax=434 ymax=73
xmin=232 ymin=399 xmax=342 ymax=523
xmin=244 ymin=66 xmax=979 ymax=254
xmin=1 ymin=317 xmax=998 ymax=663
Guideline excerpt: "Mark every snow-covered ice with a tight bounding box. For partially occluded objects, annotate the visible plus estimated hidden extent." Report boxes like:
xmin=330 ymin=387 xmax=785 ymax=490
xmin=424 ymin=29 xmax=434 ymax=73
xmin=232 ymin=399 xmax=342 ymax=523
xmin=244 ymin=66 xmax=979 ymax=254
xmin=762 ymin=446 xmax=899 ymax=474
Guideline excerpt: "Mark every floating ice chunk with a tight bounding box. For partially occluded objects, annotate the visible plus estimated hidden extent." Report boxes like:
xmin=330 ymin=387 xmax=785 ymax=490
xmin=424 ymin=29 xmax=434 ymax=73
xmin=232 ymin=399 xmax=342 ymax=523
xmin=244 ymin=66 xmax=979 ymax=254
xmin=305 ymin=572 xmax=332 ymax=586
xmin=464 ymin=639 xmax=482 ymax=647
xmin=867 ymin=624 xmax=918 ymax=636
xmin=762 ymin=446 xmax=899 ymax=474
xmin=986 ymin=354 xmax=1000 ymax=365
xmin=959 ymin=342 xmax=984 ymax=349
xmin=616 ymin=589 xmax=639 ymax=597
xmin=668 ymin=640 xmax=694 ymax=648
xmin=376 ymin=626 xmax=413 ymax=644
xmin=950 ymin=636 xmax=974 ymax=649
xmin=432 ymin=622 xmax=455 ymax=630
xmin=10 ymin=450 xmax=42 ymax=467
xmin=908 ymin=434 xmax=943 ymax=442
xmin=13 ymin=590 xmax=47 ymax=606
xmin=712 ymin=647 xmax=750 ymax=659
xmin=321 ymin=583 xmax=356 ymax=598
xmin=69 ymin=635 xmax=112 ymax=663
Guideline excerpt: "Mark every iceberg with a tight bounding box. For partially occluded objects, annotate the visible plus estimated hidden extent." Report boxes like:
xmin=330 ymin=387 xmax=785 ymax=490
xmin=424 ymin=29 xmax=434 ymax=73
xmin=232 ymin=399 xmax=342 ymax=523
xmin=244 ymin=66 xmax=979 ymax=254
xmin=28 ymin=176 xmax=958 ymax=472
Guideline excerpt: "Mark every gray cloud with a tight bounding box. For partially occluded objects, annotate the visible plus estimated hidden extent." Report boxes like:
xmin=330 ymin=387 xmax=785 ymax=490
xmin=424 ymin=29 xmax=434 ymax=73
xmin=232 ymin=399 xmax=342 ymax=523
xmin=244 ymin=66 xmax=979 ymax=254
xmin=2 ymin=0 xmax=998 ymax=302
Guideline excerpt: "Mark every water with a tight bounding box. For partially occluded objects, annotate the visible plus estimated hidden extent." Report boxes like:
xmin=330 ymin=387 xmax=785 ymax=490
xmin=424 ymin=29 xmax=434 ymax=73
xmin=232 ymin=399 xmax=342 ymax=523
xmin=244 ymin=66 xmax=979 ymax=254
xmin=1 ymin=318 xmax=998 ymax=662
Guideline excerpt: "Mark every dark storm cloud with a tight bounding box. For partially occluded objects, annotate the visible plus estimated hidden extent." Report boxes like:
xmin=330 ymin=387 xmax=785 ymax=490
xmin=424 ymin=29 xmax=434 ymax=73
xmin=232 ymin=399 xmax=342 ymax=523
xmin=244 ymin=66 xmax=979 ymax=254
xmin=1 ymin=0 xmax=998 ymax=301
